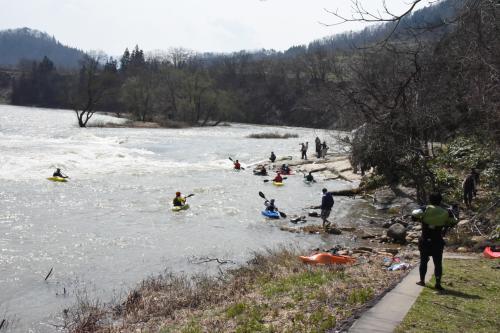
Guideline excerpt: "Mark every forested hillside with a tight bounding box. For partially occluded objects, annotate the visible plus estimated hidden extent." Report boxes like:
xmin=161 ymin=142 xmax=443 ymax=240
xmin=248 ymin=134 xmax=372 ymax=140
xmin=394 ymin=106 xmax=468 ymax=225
xmin=0 ymin=27 xmax=85 ymax=68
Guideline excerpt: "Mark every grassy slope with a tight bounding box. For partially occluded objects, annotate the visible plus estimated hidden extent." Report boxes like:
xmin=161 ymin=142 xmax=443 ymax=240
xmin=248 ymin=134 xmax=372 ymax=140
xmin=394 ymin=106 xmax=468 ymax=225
xmin=74 ymin=249 xmax=410 ymax=333
xmin=395 ymin=259 xmax=500 ymax=333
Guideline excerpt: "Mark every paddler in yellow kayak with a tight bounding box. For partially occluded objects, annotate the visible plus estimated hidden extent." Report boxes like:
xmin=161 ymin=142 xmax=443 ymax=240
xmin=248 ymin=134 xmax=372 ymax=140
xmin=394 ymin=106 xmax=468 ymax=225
xmin=52 ymin=168 xmax=68 ymax=179
xmin=173 ymin=192 xmax=187 ymax=207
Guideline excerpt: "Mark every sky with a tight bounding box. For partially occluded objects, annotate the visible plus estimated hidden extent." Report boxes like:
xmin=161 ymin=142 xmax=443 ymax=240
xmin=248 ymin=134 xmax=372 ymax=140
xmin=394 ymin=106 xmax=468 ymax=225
xmin=0 ymin=0 xmax=433 ymax=56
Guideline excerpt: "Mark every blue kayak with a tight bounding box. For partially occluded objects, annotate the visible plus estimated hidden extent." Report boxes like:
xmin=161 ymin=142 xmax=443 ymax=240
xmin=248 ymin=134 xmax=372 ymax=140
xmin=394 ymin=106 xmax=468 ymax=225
xmin=262 ymin=210 xmax=280 ymax=219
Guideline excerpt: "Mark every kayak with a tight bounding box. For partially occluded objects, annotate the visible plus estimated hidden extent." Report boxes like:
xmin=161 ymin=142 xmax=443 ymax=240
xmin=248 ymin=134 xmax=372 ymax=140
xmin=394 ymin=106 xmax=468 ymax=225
xmin=483 ymin=246 xmax=500 ymax=259
xmin=299 ymin=252 xmax=356 ymax=265
xmin=172 ymin=204 xmax=190 ymax=212
xmin=262 ymin=210 xmax=280 ymax=219
xmin=47 ymin=177 xmax=67 ymax=182
xmin=273 ymin=181 xmax=284 ymax=186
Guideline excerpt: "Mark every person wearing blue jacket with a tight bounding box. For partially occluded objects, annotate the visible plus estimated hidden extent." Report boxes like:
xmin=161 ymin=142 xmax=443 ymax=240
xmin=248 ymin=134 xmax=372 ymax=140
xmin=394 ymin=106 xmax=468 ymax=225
xmin=320 ymin=188 xmax=334 ymax=229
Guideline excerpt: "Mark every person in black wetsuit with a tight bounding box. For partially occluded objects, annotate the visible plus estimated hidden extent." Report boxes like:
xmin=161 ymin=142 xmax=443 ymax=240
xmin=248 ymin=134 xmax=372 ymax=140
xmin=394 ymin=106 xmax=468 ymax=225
xmin=412 ymin=192 xmax=458 ymax=290
xmin=264 ymin=199 xmax=277 ymax=211
xmin=305 ymin=172 xmax=315 ymax=182
xmin=53 ymin=168 xmax=68 ymax=178
xmin=269 ymin=152 xmax=276 ymax=163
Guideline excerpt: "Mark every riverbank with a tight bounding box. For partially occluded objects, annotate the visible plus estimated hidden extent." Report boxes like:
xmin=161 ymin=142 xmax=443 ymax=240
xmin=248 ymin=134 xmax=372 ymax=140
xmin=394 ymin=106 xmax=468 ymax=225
xmin=66 ymin=247 xmax=416 ymax=332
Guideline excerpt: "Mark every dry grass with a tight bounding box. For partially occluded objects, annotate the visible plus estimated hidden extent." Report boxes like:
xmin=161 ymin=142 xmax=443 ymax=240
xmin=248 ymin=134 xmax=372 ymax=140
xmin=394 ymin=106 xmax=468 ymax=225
xmin=247 ymin=132 xmax=299 ymax=139
xmin=67 ymin=247 xmax=410 ymax=332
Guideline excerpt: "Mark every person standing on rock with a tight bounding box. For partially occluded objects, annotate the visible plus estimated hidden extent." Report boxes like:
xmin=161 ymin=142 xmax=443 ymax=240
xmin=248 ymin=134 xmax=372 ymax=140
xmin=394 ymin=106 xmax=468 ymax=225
xmin=462 ymin=169 xmax=476 ymax=209
xmin=320 ymin=188 xmax=334 ymax=229
xmin=300 ymin=142 xmax=308 ymax=160
xmin=269 ymin=152 xmax=276 ymax=163
xmin=315 ymin=137 xmax=321 ymax=158
xmin=412 ymin=192 xmax=458 ymax=291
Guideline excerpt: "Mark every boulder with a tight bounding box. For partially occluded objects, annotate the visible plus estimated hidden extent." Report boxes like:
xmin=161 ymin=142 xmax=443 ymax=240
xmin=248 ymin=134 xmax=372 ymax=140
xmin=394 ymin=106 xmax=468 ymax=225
xmin=457 ymin=246 xmax=470 ymax=253
xmin=457 ymin=219 xmax=470 ymax=227
xmin=308 ymin=211 xmax=319 ymax=217
xmin=387 ymin=223 xmax=407 ymax=242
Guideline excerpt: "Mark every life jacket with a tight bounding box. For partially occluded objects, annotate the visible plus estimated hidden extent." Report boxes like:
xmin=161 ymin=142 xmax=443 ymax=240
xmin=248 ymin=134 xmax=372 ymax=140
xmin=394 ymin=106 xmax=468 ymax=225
xmin=173 ymin=197 xmax=185 ymax=206
xmin=274 ymin=174 xmax=283 ymax=182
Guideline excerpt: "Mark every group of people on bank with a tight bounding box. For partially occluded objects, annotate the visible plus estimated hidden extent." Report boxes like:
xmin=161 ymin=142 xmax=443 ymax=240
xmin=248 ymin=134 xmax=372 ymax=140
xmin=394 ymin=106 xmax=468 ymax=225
xmin=298 ymin=137 xmax=329 ymax=160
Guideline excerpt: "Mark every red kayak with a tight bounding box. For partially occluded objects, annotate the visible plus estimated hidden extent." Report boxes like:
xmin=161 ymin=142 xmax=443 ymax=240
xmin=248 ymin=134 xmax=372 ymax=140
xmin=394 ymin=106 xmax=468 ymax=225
xmin=483 ymin=247 xmax=500 ymax=259
xmin=299 ymin=252 xmax=356 ymax=265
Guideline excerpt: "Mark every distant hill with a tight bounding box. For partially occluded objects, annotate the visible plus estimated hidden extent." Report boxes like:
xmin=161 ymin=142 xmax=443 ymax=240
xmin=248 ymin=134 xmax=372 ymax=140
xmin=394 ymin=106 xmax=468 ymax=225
xmin=0 ymin=27 xmax=85 ymax=68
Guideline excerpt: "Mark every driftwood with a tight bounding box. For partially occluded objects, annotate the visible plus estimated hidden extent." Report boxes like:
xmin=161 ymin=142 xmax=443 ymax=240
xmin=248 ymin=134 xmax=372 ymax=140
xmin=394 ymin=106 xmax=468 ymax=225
xmin=0 ymin=319 xmax=5 ymax=330
xmin=330 ymin=189 xmax=361 ymax=197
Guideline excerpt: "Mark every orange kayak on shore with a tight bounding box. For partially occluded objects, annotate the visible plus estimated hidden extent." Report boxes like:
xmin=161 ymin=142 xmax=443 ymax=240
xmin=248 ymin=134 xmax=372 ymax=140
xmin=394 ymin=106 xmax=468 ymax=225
xmin=299 ymin=252 xmax=356 ymax=265
xmin=483 ymin=247 xmax=500 ymax=259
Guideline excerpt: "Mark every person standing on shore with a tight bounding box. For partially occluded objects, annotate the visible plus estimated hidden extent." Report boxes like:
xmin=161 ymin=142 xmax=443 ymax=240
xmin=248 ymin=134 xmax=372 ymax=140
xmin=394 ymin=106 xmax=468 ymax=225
xmin=462 ymin=169 xmax=476 ymax=208
xmin=321 ymin=141 xmax=328 ymax=158
xmin=320 ymin=188 xmax=334 ymax=229
xmin=412 ymin=192 xmax=458 ymax=291
xmin=269 ymin=152 xmax=276 ymax=163
xmin=300 ymin=142 xmax=308 ymax=159
xmin=315 ymin=137 xmax=321 ymax=158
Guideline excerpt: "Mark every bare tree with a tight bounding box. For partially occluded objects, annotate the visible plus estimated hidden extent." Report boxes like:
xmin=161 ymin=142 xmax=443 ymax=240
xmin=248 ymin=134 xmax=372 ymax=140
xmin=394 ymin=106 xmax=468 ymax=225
xmin=69 ymin=52 xmax=109 ymax=128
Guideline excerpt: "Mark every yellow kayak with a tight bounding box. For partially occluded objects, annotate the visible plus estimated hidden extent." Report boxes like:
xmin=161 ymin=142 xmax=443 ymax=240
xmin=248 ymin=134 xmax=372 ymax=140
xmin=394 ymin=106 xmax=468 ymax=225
xmin=273 ymin=181 xmax=284 ymax=186
xmin=172 ymin=204 xmax=190 ymax=212
xmin=47 ymin=177 xmax=68 ymax=182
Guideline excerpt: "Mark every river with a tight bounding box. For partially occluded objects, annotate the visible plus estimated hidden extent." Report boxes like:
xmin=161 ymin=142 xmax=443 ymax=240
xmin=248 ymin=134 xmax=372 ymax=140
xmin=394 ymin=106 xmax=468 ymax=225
xmin=0 ymin=105 xmax=379 ymax=332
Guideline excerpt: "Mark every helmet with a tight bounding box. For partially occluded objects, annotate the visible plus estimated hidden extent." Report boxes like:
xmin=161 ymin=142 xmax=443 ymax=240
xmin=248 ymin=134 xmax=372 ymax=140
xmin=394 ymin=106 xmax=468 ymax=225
xmin=270 ymin=199 xmax=275 ymax=203
xmin=176 ymin=192 xmax=181 ymax=196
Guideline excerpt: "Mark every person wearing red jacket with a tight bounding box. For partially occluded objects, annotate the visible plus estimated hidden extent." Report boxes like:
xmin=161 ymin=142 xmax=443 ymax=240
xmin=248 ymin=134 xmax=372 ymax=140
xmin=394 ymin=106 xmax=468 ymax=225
xmin=273 ymin=172 xmax=283 ymax=183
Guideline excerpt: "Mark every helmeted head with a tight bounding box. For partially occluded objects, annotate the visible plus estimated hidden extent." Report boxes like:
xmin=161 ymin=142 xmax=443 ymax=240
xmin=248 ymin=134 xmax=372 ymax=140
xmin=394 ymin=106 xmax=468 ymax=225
xmin=429 ymin=192 xmax=442 ymax=205
xmin=276 ymin=171 xmax=281 ymax=175
xmin=176 ymin=191 xmax=181 ymax=196
xmin=309 ymin=172 xmax=312 ymax=175
xmin=270 ymin=199 xmax=275 ymax=204
xmin=56 ymin=168 xmax=61 ymax=172
xmin=236 ymin=160 xmax=239 ymax=163
xmin=322 ymin=188 xmax=328 ymax=194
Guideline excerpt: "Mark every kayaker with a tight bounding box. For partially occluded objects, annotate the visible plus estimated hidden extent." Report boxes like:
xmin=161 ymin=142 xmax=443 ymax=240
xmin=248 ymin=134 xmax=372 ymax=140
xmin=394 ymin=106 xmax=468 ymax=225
xmin=254 ymin=165 xmax=267 ymax=176
xmin=52 ymin=168 xmax=68 ymax=178
xmin=320 ymin=188 xmax=334 ymax=229
xmin=273 ymin=172 xmax=283 ymax=183
xmin=265 ymin=199 xmax=277 ymax=212
xmin=269 ymin=152 xmax=276 ymax=163
xmin=305 ymin=172 xmax=315 ymax=182
xmin=412 ymin=192 xmax=458 ymax=291
xmin=172 ymin=192 xmax=186 ymax=207
xmin=280 ymin=164 xmax=290 ymax=174
xmin=234 ymin=160 xmax=241 ymax=170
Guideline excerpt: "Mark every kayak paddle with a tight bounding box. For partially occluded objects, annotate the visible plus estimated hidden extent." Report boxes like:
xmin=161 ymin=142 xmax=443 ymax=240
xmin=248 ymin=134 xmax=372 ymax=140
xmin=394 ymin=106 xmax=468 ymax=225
xmin=258 ymin=191 xmax=287 ymax=218
xmin=186 ymin=194 xmax=195 ymax=198
xmin=263 ymin=177 xmax=287 ymax=183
